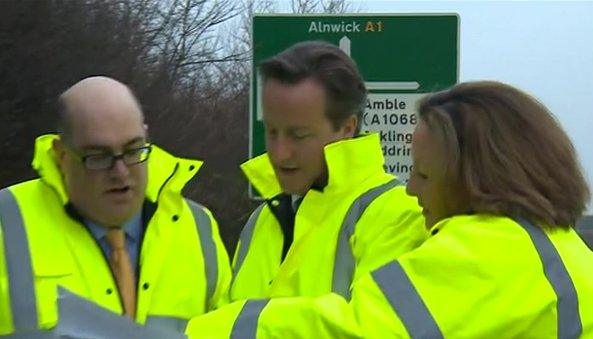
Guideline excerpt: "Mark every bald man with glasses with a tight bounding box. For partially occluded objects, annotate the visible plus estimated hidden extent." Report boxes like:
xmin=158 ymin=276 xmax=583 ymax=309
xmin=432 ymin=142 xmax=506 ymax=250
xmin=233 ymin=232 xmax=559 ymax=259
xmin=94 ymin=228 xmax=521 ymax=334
xmin=0 ymin=76 xmax=231 ymax=337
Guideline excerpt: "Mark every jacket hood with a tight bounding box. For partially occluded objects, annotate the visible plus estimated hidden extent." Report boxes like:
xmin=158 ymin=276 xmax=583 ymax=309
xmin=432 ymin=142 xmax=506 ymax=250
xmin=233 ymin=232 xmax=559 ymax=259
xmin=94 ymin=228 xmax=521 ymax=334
xmin=32 ymin=134 xmax=203 ymax=204
xmin=241 ymin=133 xmax=387 ymax=199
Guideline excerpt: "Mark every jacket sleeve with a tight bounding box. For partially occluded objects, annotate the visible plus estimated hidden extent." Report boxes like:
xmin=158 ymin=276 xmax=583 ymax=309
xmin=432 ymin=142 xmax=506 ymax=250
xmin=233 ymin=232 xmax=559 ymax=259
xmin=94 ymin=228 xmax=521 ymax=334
xmin=351 ymin=186 xmax=427 ymax=283
xmin=185 ymin=263 xmax=417 ymax=339
xmin=185 ymin=293 xmax=363 ymax=339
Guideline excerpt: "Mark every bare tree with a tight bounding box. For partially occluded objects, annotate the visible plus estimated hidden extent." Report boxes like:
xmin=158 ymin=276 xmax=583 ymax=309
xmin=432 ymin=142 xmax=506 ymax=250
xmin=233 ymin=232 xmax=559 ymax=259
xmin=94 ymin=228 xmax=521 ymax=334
xmin=291 ymin=0 xmax=358 ymax=13
xmin=0 ymin=0 xmax=362 ymax=255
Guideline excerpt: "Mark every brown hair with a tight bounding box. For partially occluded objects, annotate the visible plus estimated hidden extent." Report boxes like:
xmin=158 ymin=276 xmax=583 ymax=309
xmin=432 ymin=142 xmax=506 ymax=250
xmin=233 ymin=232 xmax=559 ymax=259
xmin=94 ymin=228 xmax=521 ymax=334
xmin=418 ymin=80 xmax=590 ymax=228
xmin=259 ymin=40 xmax=367 ymax=135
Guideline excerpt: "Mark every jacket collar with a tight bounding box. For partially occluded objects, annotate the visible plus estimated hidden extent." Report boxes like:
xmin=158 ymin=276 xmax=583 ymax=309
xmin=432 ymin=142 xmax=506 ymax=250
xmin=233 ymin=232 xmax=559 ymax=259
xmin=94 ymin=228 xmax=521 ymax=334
xmin=241 ymin=133 xmax=386 ymax=199
xmin=32 ymin=134 xmax=202 ymax=204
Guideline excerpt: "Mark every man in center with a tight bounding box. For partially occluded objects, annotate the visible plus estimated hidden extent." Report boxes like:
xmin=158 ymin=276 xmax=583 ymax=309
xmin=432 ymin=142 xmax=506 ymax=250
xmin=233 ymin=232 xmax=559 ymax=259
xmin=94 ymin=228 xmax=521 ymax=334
xmin=231 ymin=40 xmax=427 ymax=301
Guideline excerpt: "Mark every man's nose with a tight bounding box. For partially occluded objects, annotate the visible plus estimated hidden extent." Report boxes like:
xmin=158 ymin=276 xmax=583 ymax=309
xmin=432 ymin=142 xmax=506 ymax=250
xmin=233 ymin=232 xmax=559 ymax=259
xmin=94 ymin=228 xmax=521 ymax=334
xmin=270 ymin=136 xmax=294 ymax=161
xmin=406 ymin=177 xmax=418 ymax=197
xmin=110 ymin=157 xmax=130 ymax=176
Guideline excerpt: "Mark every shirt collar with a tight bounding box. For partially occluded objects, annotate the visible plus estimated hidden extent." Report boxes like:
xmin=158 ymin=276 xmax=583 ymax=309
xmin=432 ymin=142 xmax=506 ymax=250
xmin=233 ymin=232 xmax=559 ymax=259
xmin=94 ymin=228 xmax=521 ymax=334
xmin=291 ymin=194 xmax=303 ymax=212
xmin=86 ymin=211 xmax=143 ymax=243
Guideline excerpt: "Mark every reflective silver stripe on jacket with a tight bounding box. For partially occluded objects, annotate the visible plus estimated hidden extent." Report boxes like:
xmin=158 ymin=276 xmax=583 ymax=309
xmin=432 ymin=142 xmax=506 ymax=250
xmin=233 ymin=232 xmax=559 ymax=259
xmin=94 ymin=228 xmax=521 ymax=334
xmin=186 ymin=199 xmax=218 ymax=310
xmin=372 ymin=219 xmax=582 ymax=339
xmin=144 ymin=316 xmax=188 ymax=334
xmin=57 ymin=287 xmax=186 ymax=338
xmin=372 ymin=261 xmax=443 ymax=339
xmin=0 ymin=188 xmax=38 ymax=332
xmin=230 ymin=299 xmax=270 ymax=339
xmin=232 ymin=203 xmax=265 ymax=282
xmin=517 ymin=219 xmax=582 ymax=339
xmin=333 ymin=178 xmax=402 ymax=299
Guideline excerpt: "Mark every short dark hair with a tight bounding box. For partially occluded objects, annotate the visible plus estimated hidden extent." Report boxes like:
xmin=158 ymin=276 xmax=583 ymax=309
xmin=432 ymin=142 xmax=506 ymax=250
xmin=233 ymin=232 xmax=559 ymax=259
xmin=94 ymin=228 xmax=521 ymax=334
xmin=418 ymin=81 xmax=590 ymax=228
xmin=259 ymin=40 xmax=367 ymax=134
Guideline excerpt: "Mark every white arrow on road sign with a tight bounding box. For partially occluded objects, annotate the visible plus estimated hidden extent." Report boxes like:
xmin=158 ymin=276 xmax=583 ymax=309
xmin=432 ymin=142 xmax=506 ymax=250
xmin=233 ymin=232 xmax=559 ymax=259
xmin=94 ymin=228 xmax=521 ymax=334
xmin=256 ymin=74 xmax=263 ymax=121
xmin=366 ymin=81 xmax=420 ymax=90
xmin=339 ymin=36 xmax=351 ymax=56
xmin=338 ymin=36 xmax=420 ymax=91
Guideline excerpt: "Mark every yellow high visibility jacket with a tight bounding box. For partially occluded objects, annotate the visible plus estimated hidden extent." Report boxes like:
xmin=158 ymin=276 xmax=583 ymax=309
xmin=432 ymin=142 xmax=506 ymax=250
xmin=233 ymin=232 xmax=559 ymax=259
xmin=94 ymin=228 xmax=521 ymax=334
xmin=186 ymin=214 xmax=593 ymax=338
xmin=0 ymin=135 xmax=231 ymax=336
xmin=353 ymin=215 xmax=593 ymax=338
xmin=231 ymin=133 xmax=427 ymax=301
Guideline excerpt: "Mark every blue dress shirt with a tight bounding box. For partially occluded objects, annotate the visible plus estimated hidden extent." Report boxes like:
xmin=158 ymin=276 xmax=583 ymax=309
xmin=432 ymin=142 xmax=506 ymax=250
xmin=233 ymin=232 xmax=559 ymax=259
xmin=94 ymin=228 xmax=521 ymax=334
xmin=86 ymin=212 xmax=143 ymax=270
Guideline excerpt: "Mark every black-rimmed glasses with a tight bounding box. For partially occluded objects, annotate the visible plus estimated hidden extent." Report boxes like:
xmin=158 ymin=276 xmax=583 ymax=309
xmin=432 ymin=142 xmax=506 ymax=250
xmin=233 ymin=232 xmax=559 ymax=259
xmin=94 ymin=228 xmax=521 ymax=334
xmin=68 ymin=144 xmax=152 ymax=170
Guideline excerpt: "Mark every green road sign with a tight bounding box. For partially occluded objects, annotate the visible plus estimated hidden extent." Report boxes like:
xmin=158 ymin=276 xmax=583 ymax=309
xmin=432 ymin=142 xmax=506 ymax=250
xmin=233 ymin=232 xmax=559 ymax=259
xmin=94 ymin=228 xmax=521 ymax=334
xmin=251 ymin=14 xmax=459 ymax=184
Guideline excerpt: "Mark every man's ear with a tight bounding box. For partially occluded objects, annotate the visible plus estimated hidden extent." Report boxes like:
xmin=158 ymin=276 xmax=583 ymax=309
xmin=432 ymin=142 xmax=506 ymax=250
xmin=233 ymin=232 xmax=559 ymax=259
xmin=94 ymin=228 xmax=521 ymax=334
xmin=143 ymin=123 xmax=150 ymax=142
xmin=53 ymin=137 xmax=66 ymax=165
xmin=341 ymin=115 xmax=358 ymax=138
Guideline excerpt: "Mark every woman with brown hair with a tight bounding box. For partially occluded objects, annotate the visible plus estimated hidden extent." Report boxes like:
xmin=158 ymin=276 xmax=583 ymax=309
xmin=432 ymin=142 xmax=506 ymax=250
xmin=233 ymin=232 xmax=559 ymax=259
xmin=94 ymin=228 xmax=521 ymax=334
xmin=350 ymin=80 xmax=593 ymax=338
